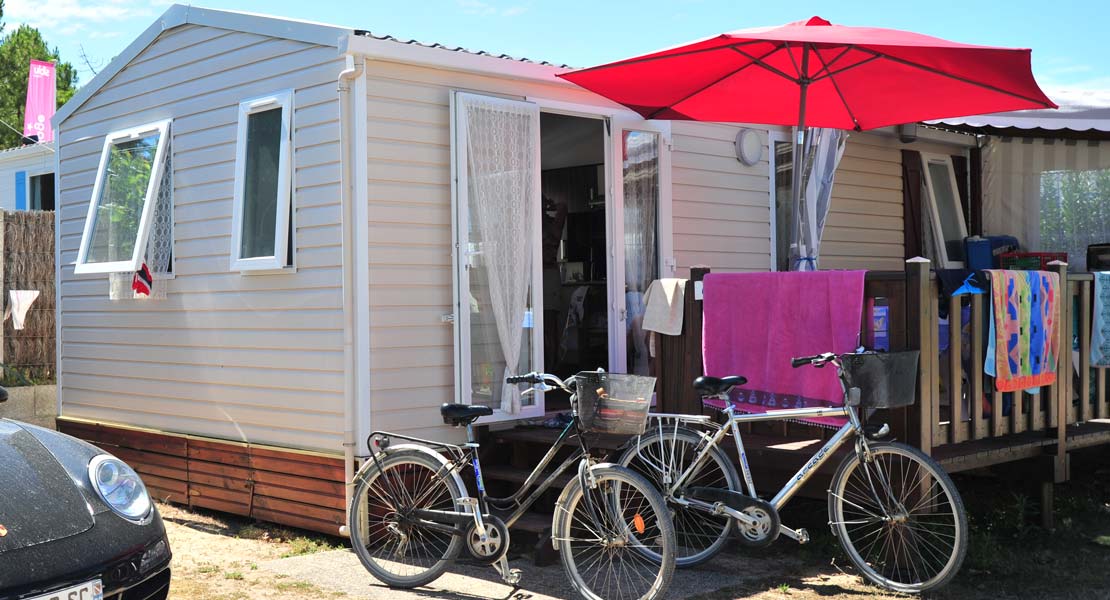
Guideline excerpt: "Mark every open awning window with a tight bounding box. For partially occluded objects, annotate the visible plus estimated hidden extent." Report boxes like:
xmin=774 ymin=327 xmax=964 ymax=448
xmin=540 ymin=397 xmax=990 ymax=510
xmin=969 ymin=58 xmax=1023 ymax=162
xmin=75 ymin=120 xmax=171 ymax=274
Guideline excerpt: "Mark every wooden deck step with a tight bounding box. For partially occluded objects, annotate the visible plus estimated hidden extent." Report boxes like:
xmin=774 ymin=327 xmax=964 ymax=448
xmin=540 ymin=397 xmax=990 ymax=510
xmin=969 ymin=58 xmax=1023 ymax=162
xmin=482 ymin=464 xmax=573 ymax=488
xmin=934 ymin=420 xmax=1110 ymax=473
xmin=489 ymin=426 xmax=628 ymax=452
xmin=509 ymin=511 xmax=553 ymax=534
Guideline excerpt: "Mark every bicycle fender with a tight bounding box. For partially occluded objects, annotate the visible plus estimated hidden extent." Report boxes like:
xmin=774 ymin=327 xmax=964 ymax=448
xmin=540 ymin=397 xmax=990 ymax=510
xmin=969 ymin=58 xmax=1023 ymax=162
xmin=356 ymin=443 xmax=469 ymax=510
xmin=551 ymin=462 xmax=619 ymax=550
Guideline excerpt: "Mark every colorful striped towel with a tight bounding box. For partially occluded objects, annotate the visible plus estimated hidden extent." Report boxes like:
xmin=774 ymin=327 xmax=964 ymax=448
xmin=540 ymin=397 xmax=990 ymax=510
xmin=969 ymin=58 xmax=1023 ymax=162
xmin=984 ymin=270 xmax=1059 ymax=392
xmin=1093 ymin=272 xmax=1110 ymax=367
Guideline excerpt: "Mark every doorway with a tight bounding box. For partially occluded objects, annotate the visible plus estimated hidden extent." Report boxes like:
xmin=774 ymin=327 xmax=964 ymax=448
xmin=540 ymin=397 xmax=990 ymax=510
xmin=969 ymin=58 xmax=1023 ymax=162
xmin=539 ymin=113 xmax=608 ymax=409
xmin=452 ymin=92 xmax=670 ymax=421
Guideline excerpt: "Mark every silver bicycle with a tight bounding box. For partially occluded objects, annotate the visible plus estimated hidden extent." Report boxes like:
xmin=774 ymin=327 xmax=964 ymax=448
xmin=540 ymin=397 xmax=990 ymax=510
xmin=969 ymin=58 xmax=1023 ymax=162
xmin=618 ymin=351 xmax=967 ymax=594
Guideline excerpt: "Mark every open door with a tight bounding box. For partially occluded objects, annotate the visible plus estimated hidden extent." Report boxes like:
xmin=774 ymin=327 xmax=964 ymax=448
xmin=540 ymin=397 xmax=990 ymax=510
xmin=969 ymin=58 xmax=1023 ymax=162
xmin=452 ymin=92 xmax=544 ymax=421
xmin=607 ymin=120 xmax=673 ymax=376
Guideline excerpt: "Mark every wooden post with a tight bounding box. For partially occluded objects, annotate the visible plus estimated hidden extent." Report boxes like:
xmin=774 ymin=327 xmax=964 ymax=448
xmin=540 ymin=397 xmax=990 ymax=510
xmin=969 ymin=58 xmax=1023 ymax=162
xmin=1050 ymin=261 xmax=1069 ymax=484
xmin=949 ymin=295 xmax=965 ymax=444
xmin=906 ymin=258 xmax=934 ymax=456
xmin=970 ymin=294 xmax=985 ymax=440
xmin=682 ymin=268 xmax=709 ymax=415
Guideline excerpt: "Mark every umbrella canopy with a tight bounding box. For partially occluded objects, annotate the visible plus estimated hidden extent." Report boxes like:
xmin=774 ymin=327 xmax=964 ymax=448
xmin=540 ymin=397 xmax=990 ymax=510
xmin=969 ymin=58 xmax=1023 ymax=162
xmin=559 ymin=16 xmax=1056 ymax=270
xmin=558 ymin=16 xmax=1056 ymax=131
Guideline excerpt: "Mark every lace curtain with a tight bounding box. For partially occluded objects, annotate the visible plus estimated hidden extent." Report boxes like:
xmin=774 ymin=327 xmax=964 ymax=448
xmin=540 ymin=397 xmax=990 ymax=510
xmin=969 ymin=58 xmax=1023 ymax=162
xmin=462 ymin=96 xmax=538 ymax=414
xmin=623 ymin=131 xmax=658 ymax=375
xmin=789 ymin=127 xmax=847 ymax=271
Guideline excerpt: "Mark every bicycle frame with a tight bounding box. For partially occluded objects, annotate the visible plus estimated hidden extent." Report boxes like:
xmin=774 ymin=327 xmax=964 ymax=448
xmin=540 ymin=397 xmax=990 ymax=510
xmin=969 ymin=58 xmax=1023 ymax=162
xmin=648 ymin=366 xmax=870 ymax=541
xmin=366 ymin=406 xmax=597 ymax=534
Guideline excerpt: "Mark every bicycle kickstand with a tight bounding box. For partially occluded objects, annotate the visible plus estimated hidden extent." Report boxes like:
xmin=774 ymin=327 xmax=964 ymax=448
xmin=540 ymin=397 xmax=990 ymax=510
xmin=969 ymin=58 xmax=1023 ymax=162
xmin=494 ymin=555 xmax=522 ymax=587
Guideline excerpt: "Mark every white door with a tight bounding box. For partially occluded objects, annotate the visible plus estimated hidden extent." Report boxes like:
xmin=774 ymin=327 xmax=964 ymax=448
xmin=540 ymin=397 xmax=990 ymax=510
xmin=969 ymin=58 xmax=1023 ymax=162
xmin=607 ymin=120 xmax=673 ymax=376
xmin=452 ymin=92 xmax=545 ymax=421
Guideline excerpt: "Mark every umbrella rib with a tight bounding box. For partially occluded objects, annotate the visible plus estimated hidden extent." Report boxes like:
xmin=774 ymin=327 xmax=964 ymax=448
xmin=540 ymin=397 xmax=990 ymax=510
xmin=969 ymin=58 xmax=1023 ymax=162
xmin=812 ymin=48 xmax=863 ymax=131
xmin=644 ymin=45 xmax=786 ymax=120
xmin=853 ymin=47 xmax=1054 ymax=107
xmin=728 ymin=45 xmax=800 ymax=83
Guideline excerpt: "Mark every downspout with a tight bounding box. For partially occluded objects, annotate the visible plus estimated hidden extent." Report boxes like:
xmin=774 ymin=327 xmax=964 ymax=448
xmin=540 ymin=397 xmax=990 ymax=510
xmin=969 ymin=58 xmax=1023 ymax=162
xmin=337 ymin=51 xmax=364 ymax=536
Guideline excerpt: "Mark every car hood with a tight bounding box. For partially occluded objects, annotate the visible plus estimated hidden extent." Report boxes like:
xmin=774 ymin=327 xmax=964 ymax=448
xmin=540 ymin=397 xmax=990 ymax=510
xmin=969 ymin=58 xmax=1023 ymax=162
xmin=0 ymin=421 xmax=94 ymax=553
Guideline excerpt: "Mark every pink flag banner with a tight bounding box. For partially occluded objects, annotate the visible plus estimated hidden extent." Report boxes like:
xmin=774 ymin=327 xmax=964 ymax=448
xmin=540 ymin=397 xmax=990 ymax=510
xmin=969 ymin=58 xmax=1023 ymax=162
xmin=23 ymin=59 xmax=56 ymax=143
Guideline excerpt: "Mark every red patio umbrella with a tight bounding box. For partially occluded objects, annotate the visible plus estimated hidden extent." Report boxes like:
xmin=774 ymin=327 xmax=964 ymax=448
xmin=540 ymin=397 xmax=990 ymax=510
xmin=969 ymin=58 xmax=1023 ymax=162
xmin=558 ymin=16 xmax=1056 ymax=268
xmin=558 ymin=16 xmax=1055 ymax=131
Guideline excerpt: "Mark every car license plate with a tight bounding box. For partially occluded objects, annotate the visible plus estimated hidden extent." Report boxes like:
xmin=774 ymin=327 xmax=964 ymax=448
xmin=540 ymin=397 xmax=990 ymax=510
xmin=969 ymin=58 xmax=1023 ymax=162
xmin=29 ymin=579 xmax=102 ymax=600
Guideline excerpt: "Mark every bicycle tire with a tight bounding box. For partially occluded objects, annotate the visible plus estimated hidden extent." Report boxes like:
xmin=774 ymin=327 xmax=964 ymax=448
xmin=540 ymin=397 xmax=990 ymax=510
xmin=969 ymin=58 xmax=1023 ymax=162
xmin=828 ymin=441 xmax=968 ymax=593
xmin=619 ymin=426 xmax=741 ymax=567
xmin=553 ymin=464 xmax=676 ymax=600
xmin=348 ymin=448 xmax=465 ymax=588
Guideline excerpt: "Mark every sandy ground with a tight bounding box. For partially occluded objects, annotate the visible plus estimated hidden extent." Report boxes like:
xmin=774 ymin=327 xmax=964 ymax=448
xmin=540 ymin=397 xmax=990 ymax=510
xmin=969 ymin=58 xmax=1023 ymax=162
xmin=158 ymin=446 xmax=1110 ymax=600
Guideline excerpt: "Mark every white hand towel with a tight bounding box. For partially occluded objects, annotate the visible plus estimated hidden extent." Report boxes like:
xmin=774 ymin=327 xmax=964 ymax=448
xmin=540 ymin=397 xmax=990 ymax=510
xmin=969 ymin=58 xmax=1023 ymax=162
xmin=642 ymin=279 xmax=686 ymax=336
xmin=9 ymin=290 xmax=40 ymax=330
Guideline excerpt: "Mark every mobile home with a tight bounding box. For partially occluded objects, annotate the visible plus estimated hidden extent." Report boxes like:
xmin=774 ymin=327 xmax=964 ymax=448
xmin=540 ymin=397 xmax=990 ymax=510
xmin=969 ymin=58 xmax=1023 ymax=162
xmin=53 ymin=5 xmax=982 ymax=533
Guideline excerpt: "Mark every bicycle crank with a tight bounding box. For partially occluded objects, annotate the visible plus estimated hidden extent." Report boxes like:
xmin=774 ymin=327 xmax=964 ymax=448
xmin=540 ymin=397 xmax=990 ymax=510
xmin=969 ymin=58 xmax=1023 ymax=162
xmin=684 ymin=487 xmax=781 ymax=548
xmin=464 ymin=516 xmax=510 ymax=564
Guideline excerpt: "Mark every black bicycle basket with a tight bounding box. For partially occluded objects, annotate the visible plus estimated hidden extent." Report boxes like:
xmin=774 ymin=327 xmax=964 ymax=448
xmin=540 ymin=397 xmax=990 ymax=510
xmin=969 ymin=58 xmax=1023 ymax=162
xmin=574 ymin=371 xmax=656 ymax=436
xmin=839 ymin=351 xmax=919 ymax=411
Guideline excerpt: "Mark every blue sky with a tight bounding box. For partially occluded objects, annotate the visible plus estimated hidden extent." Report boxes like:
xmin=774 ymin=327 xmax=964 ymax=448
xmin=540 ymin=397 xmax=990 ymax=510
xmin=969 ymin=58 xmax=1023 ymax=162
xmin=7 ymin=0 xmax=1109 ymax=101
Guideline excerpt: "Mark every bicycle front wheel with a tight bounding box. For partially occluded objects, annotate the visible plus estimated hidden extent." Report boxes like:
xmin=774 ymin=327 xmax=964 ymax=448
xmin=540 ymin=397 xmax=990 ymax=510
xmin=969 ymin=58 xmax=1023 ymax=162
xmin=828 ymin=441 xmax=967 ymax=594
xmin=619 ymin=426 xmax=740 ymax=567
xmin=348 ymin=448 xmax=464 ymax=588
xmin=554 ymin=465 xmax=675 ymax=600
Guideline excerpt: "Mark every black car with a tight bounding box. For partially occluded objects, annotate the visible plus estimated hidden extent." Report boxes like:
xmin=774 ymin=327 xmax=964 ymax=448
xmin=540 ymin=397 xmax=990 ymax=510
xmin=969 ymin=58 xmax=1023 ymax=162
xmin=0 ymin=387 xmax=171 ymax=600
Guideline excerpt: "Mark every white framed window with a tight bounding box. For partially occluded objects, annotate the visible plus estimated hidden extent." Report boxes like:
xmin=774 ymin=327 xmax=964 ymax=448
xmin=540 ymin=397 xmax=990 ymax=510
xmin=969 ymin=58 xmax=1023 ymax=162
xmin=230 ymin=90 xmax=294 ymax=272
xmin=920 ymin=153 xmax=968 ymax=268
xmin=75 ymin=119 xmax=172 ymax=274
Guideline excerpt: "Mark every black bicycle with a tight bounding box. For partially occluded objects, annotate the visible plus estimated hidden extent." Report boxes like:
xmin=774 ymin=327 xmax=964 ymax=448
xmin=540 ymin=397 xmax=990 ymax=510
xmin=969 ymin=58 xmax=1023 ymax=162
xmin=347 ymin=370 xmax=676 ymax=600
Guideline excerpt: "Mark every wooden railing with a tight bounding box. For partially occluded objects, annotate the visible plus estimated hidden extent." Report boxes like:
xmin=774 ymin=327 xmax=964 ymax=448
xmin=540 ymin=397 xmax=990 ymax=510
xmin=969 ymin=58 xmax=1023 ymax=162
xmin=653 ymin=261 xmax=1110 ymax=473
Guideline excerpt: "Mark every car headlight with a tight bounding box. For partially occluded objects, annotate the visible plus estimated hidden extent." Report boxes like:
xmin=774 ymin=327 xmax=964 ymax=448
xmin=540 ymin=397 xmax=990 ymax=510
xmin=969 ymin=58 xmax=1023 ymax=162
xmin=88 ymin=454 xmax=152 ymax=522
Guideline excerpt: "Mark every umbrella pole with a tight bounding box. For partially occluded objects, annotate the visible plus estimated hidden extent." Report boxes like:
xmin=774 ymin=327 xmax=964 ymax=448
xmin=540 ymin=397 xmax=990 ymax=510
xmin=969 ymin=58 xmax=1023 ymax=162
xmin=791 ymin=44 xmax=811 ymax=270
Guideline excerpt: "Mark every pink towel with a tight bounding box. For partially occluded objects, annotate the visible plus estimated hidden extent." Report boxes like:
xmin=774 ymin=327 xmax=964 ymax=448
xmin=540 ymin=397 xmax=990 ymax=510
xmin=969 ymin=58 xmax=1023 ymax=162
xmin=701 ymin=271 xmax=866 ymax=427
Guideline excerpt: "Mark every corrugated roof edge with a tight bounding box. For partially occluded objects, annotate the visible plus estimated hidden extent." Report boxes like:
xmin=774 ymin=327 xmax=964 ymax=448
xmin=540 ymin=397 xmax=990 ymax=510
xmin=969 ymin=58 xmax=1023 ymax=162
xmin=353 ymin=30 xmax=575 ymax=69
xmin=0 ymin=142 xmax=55 ymax=160
xmin=54 ymin=5 xmax=579 ymax=128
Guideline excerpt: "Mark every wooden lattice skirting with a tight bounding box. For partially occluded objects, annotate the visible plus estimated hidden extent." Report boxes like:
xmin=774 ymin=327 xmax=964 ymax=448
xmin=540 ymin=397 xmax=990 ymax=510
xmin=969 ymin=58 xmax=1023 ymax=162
xmin=58 ymin=418 xmax=346 ymax=536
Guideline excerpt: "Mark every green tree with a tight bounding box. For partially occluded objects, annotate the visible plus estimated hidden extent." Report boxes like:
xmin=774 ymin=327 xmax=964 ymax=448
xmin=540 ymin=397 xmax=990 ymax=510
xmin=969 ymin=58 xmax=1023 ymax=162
xmin=0 ymin=23 xmax=79 ymax=148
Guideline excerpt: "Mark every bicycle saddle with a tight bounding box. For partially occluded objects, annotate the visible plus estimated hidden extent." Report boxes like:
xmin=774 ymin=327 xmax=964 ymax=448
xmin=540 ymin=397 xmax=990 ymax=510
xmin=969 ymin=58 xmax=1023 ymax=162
xmin=440 ymin=403 xmax=493 ymax=426
xmin=693 ymin=375 xmax=747 ymax=396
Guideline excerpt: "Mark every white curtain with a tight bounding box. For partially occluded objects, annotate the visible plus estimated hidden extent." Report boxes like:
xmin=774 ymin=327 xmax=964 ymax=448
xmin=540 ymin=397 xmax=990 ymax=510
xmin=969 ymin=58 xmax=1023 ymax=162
xmin=982 ymin=136 xmax=1110 ymax=271
xmin=461 ymin=95 xmax=538 ymax=414
xmin=790 ymin=127 xmax=848 ymax=271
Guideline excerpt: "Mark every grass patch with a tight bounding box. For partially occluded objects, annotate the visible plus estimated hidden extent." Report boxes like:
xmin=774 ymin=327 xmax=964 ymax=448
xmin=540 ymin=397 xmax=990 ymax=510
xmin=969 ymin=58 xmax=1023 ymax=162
xmin=222 ymin=571 xmax=244 ymax=581
xmin=280 ymin=536 xmax=340 ymax=558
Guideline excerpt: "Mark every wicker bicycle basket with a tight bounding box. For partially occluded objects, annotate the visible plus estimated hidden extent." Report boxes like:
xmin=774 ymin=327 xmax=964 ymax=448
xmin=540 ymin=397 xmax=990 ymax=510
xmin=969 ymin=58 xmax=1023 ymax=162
xmin=574 ymin=371 xmax=657 ymax=436
xmin=839 ymin=351 xmax=920 ymax=411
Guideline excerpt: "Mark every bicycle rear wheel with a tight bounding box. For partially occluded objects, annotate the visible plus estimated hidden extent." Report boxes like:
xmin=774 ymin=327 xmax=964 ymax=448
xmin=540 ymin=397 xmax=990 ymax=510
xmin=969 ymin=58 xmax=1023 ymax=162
xmin=619 ymin=426 xmax=740 ymax=567
xmin=554 ymin=465 xmax=675 ymax=600
xmin=828 ymin=442 xmax=967 ymax=593
xmin=348 ymin=449 xmax=464 ymax=588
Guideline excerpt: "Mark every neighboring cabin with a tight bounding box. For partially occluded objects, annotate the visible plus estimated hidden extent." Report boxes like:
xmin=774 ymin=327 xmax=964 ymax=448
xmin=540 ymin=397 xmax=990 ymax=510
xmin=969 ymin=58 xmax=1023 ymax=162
xmin=0 ymin=142 xmax=55 ymax=211
xmin=51 ymin=5 xmax=981 ymax=533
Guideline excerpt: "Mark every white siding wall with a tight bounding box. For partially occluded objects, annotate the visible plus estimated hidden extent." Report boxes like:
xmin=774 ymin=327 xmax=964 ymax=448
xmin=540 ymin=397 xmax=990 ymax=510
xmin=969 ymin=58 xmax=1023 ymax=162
xmin=821 ymin=133 xmax=906 ymax=271
xmin=671 ymin=122 xmax=772 ymax=275
xmin=57 ymin=24 xmax=346 ymax=453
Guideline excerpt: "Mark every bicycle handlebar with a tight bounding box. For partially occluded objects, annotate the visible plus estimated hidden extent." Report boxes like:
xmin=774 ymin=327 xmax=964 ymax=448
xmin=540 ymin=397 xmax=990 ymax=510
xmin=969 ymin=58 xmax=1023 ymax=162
xmin=791 ymin=352 xmax=838 ymax=368
xmin=506 ymin=371 xmax=577 ymax=393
